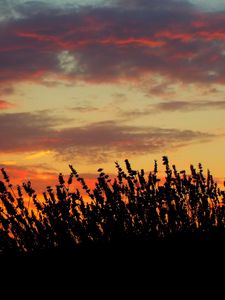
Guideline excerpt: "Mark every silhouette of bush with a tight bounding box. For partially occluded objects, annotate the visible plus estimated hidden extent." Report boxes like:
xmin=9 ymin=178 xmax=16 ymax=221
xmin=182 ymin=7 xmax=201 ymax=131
xmin=0 ymin=156 xmax=225 ymax=255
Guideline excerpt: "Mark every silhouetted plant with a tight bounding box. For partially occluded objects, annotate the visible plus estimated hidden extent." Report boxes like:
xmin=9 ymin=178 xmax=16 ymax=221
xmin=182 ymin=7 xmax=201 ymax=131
xmin=0 ymin=157 xmax=225 ymax=254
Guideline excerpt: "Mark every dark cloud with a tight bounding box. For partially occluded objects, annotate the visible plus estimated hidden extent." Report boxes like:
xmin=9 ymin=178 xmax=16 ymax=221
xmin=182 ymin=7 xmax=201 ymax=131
xmin=1 ymin=0 xmax=225 ymax=89
xmin=0 ymin=111 xmax=60 ymax=152
xmin=121 ymin=100 xmax=225 ymax=118
xmin=0 ymin=111 xmax=214 ymax=161
xmin=71 ymin=105 xmax=99 ymax=113
xmin=114 ymin=0 xmax=193 ymax=11
xmin=0 ymin=86 xmax=15 ymax=95
xmin=156 ymin=100 xmax=225 ymax=111
xmin=55 ymin=121 xmax=213 ymax=161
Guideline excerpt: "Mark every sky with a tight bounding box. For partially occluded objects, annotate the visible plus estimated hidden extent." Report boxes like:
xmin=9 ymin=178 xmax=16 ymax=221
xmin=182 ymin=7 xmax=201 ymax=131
xmin=0 ymin=0 xmax=225 ymax=190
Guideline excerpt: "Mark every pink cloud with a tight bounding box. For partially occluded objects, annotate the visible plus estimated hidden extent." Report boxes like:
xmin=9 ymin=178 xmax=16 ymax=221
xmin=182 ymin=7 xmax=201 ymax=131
xmin=1 ymin=0 xmax=225 ymax=88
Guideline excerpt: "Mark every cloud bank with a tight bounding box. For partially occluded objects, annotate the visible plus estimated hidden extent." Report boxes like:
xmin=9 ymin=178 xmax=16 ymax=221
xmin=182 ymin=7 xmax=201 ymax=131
xmin=1 ymin=0 xmax=225 ymax=89
xmin=0 ymin=111 xmax=214 ymax=161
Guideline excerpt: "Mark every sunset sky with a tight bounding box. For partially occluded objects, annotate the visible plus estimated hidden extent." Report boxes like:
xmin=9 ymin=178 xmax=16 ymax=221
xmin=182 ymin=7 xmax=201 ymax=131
xmin=0 ymin=0 xmax=225 ymax=190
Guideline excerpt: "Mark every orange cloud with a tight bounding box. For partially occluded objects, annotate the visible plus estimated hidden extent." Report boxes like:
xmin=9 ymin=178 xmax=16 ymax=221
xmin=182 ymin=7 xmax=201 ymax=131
xmin=0 ymin=100 xmax=15 ymax=110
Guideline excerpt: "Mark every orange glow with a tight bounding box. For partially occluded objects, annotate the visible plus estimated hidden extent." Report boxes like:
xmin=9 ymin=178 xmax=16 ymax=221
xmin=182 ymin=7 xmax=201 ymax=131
xmin=0 ymin=99 xmax=15 ymax=109
xmin=25 ymin=151 xmax=54 ymax=160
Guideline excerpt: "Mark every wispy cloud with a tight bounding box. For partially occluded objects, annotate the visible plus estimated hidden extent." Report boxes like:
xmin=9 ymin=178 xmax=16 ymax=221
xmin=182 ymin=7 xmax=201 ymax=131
xmin=71 ymin=105 xmax=99 ymax=113
xmin=0 ymin=111 xmax=214 ymax=162
xmin=156 ymin=100 xmax=225 ymax=111
xmin=0 ymin=111 xmax=61 ymax=152
xmin=0 ymin=86 xmax=15 ymax=95
xmin=121 ymin=100 xmax=225 ymax=118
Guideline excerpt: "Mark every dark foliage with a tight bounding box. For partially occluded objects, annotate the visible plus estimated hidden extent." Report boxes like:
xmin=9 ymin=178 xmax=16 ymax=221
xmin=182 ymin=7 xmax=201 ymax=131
xmin=0 ymin=157 xmax=225 ymax=256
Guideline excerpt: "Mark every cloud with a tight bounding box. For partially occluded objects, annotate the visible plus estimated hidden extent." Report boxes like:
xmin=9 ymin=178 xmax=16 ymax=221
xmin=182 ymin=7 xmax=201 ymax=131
xmin=0 ymin=111 xmax=214 ymax=161
xmin=55 ymin=121 xmax=213 ymax=162
xmin=1 ymin=0 xmax=225 ymax=90
xmin=25 ymin=150 xmax=54 ymax=160
xmin=121 ymin=100 xmax=225 ymax=118
xmin=156 ymin=100 xmax=225 ymax=111
xmin=71 ymin=105 xmax=99 ymax=113
xmin=0 ymin=86 xmax=15 ymax=95
xmin=0 ymin=99 xmax=15 ymax=109
xmin=0 ymin=111 xmax=61 ymax=152
xmin=113 ymin=0 xmax=193 ymax=11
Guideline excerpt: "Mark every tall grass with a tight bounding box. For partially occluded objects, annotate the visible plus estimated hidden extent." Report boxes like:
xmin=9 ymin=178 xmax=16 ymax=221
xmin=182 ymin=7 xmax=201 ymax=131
xmin=0 ymin=156 xmax=225 ymax=254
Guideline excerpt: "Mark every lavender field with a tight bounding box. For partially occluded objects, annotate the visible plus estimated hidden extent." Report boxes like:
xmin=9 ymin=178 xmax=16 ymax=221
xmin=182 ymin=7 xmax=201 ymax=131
xmin=0 ymin=156 xmax=224 ymax=256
